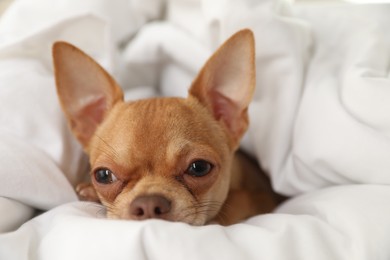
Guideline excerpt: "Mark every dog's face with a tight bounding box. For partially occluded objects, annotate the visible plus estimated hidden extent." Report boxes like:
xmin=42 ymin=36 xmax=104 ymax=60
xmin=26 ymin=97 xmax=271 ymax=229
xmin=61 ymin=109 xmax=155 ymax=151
xmin=53 ymin=29 xmax=255 ymax=225
xmin=89 ymin=97 xmax=232 ymax=224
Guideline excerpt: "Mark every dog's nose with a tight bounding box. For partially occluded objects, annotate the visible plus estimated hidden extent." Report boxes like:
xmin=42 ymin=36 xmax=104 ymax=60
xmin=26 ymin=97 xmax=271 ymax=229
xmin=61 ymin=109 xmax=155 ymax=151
xmin=129 ymin=195 xmax=171 ymax=220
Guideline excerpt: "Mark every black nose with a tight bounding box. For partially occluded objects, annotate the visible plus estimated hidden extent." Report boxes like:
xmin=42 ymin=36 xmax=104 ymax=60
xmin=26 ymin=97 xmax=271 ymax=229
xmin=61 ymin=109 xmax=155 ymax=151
xmin=129 ymin=195 xmax=171 ymax=220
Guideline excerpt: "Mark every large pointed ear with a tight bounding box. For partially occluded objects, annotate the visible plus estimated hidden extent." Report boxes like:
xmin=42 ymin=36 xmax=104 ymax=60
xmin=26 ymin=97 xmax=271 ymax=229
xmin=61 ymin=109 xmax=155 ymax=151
xmin=189 ymin=29 xmax=255 ymax=148
xmin=52 ymin=42 xmax=124 ymax=148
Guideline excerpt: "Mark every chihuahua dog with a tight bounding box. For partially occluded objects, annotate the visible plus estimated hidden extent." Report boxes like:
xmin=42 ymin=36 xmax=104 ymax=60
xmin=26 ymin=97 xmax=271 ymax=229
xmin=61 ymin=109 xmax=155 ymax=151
xmin=52 ymin=29 xmax=279 ymax=225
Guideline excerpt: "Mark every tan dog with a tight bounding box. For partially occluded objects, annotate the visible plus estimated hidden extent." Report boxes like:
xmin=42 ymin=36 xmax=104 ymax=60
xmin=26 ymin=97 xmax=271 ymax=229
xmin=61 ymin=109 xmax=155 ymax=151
xmin=53 ymin=29 xmax=279 ymax=225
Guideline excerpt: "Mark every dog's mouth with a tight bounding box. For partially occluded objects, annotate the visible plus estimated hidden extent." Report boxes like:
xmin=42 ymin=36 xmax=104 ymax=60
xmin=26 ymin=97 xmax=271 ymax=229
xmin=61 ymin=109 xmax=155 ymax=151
xmin=104 ymin=194 xmax=223 ymax=225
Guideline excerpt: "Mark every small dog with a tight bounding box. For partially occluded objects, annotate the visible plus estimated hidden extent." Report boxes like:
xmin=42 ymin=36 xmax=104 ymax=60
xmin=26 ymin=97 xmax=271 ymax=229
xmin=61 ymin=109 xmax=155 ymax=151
xmin=52 ymin=29 xmax=279 ymax=225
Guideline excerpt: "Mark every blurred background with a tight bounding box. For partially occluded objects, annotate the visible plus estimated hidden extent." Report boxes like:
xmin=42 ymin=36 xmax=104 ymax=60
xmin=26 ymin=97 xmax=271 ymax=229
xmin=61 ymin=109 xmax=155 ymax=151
xmin=1 ymin=0 xmax=390 ymax=15
xmin=0 ymin=0 xmax=12 ymax=14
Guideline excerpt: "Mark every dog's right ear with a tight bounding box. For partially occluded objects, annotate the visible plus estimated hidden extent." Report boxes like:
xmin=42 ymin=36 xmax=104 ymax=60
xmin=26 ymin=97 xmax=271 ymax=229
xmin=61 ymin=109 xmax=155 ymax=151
xmin=52 ymin=42 xmax=123 ymax=148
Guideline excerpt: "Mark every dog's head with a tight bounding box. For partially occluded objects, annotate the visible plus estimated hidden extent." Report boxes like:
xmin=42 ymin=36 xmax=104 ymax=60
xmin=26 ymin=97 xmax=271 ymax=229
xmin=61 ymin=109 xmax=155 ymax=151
xmin=53 ymin=29 xmax=255 ymax=225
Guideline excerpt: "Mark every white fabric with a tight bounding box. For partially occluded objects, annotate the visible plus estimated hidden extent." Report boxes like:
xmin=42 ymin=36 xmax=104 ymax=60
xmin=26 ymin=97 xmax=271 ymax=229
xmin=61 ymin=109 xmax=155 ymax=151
xmin=278 ymin=4 xmax=390 ymax=194
xmin=0 ymin=0 xmax=389 ymax=259
xmin=1 ymin=185 xmax=389 ymax=260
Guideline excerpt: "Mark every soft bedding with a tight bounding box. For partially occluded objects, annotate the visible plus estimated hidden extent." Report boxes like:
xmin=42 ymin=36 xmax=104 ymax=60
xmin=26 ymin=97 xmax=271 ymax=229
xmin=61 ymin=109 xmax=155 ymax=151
xmin=0 ymin=0 xmax=390 ymax=259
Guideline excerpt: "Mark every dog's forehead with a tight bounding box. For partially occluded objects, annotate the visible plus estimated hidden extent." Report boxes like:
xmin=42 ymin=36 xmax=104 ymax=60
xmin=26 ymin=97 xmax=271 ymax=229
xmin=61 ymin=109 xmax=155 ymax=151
xmin=91 ymin=97 xmax=226 ymax=167
xmin=120 ymin=97 xmax=208 ymax=138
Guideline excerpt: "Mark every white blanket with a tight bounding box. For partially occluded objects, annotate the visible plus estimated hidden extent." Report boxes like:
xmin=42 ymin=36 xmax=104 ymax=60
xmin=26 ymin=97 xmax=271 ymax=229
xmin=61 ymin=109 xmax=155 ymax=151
xmin=1 ymin=0 xmax=390 ymax=259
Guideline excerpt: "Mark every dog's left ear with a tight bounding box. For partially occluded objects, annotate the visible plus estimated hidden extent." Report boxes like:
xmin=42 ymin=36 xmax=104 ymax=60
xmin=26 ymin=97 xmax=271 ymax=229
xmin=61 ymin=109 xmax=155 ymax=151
xmin=189 ymin=29 xmax=256 ymax=148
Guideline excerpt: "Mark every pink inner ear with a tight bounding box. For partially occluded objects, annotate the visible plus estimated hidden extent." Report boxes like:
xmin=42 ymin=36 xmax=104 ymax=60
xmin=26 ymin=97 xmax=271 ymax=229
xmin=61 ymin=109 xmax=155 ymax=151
xmin=71 ymin=96 xmax=107 ymax=145
xmin=79 ymin=96 xmax=107 ymax=125
xmin=210 ymin=90 xmax=243 ymax=137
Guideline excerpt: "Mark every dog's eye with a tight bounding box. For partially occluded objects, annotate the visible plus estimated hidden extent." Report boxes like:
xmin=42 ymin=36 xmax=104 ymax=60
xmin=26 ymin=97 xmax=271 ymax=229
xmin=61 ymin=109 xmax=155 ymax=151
xmin=186 ymin=160 xmax=213 ymax=177
xmin=94 ymin=168 xmax=118 ymax=184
